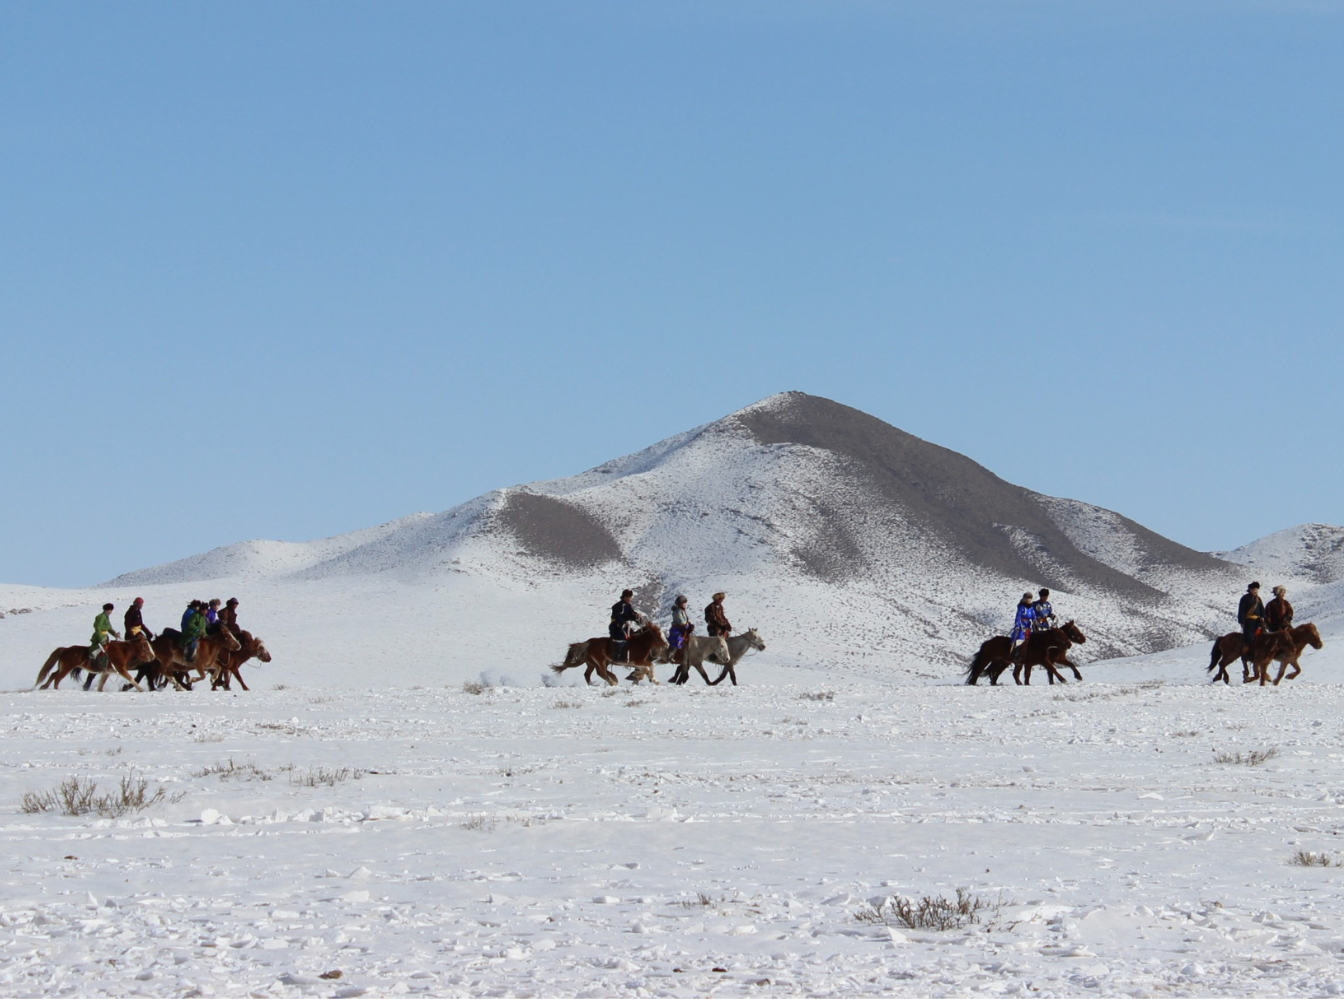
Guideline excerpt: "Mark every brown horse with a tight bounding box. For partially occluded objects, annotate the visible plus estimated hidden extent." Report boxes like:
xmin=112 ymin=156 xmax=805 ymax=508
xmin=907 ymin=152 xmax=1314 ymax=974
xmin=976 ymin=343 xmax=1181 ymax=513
xmin=209 ymin=630 xmax=272 ymax=690
xmin=552 ymin=623 xmax=670 ymax=686
xmin=1207 ymin=631 xmax=1264 ymax=684
xmin=36 ymin=635 xmax=156 ymax=692
xmin=964 ymin=621 xmax=1087 ymax=686
xmin=1255 ymin=623 xmax=1323 ymax=685
xmin=147 ymin=629 xmax=242 ymax=690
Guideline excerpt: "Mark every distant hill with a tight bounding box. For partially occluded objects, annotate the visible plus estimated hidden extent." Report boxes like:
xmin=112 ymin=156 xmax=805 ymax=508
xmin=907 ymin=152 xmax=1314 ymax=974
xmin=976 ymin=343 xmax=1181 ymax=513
xmin=93 ymin=392 xmax=1297 ymax=679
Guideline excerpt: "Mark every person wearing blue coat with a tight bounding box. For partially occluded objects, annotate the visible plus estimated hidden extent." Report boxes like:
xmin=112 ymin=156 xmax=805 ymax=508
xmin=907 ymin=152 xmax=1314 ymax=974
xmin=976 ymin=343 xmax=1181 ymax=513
xmin=1010 ymin=592 xmax=1036 ymax=661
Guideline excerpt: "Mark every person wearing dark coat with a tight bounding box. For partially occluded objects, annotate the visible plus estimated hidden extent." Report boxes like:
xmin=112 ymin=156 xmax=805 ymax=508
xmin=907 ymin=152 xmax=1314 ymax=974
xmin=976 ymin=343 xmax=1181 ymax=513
xmin=124 ymin=597 xmax=154 ymax=640
xmin=705 ymin=592 xmax=731 ymax=637
xmin=609 ymin=589 xmax=643 ymax=663
xmin=1265 ymin=586 xmax=1294 ymax=633
xmin=1237 ymin=582 xmax=1266 ymax=647
xmin=1030 ymin=589 xmax=1056 ymax=631
xmin=220 ymin=598 xmax=239 ymax=633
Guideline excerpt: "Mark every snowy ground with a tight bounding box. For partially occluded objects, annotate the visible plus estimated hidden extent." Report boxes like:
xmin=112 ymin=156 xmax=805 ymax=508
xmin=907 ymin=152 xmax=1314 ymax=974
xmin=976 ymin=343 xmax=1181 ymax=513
xmin=3 ymin=625 xmax=1344 ymax=998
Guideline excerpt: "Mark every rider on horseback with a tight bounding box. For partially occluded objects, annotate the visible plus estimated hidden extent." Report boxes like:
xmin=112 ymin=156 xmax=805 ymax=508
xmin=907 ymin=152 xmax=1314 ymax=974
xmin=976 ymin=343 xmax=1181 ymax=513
xmin=1009 ymin=592 xmax=1035 ymax=662
xmin=90 ymin=603 xmax=120 ymax=667
xmin=705 ymin=592 xmax=731 ymax=638
xmin=1266 ymin=585 xmax=1293 ymax=633
xmin=609 ymin=589 xmax=644 ymax=664
xmin=124 ymin=597 xmax=154 ymax=641
xmin=181 ymin=602 xmax=210 ymax=663
xmin=669 ymin=595 xmax=694 ymax=662
xmin=1237 ymin=582 xmax=1265 ymax=650
xmin=1031 ymin=589 xmax=1056 ymax=631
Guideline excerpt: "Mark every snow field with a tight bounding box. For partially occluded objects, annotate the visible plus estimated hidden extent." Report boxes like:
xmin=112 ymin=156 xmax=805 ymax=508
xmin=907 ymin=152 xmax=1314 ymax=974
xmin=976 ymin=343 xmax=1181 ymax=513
xmin=5 ymin=658 xmax=1344 ymax=998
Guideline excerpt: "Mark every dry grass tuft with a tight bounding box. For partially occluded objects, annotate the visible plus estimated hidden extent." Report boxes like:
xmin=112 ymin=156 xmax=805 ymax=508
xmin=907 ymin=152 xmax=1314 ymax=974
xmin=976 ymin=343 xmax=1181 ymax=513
xmin=194 ymin=758 xmax=273 ymax=781
xmin=461 ymin=681 xmax=487 ymax=695
xmin=1213 ymin=747 xmax=1279 ymax=766
xmin=290 ymin=766 xmax=363 ymax=787
xmin=22 ymin=772 xmax=181 ymax=818
xmin=1289 ymin=850 xmax=1344 ymax=867
xmin=854 ymin=888 xmax=999 ymax=931
xmin=551 ymin=698 xmax=584 ymax=709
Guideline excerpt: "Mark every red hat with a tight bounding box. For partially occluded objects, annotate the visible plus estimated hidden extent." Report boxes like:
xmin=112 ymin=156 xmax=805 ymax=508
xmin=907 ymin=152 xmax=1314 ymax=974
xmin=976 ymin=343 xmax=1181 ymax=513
xmin=134 ymin=597 xmax=144 ymax=605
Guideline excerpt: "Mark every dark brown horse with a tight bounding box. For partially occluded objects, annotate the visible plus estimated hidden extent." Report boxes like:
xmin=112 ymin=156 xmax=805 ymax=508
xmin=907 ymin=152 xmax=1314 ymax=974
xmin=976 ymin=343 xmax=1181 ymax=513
xmin=1207 ymin=631 xmax=1263 ymax=684
xmin=146 ymin=629 xmax=242 ymax=691
xmin=209 ymin=630 xmax=272 ymax=690
xmin=552 ymin=623 xmax=670 ymax=686
xmin=1255 ymin=623 xmax=1323 ymax=685
xmin=36 ymin=635 xmax=156 ymax=691
xmin=964 ymin=621 xmax=1087 ymax=686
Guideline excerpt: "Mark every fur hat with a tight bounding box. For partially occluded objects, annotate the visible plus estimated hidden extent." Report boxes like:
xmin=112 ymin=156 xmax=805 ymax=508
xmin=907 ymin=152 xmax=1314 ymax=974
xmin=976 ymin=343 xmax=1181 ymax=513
xmin=1273 ymin=585 xmax=1286 ymax=597
xmin=1248 ymin=581 xmax=1261 ymax=591
xmin=621 ymin=589 xmax=633 ymax=599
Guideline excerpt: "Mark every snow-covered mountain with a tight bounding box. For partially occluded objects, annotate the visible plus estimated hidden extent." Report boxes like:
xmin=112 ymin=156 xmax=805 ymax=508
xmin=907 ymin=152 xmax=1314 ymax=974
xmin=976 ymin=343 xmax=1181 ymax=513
xmin=3 ymin=392 xmax=1339 ymax=687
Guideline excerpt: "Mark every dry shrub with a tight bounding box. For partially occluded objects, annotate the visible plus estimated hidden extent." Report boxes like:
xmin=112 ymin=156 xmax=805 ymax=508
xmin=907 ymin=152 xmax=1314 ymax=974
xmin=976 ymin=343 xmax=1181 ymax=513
xmin=551 ymin=699 xmax=583 ymax=709
xmin=854 ymin=888 xmax=997 ymax=931
xmin=290 ymin=766 xmax=362 ymax=787
xmin=462 ymin=681 xmax=487 ymax=695
xmin=22 ymin=772 xmax=178 ymax=818
xmin=194 ymin=758 xmax=272 ymax=781
xmin=1289 ymin=850 xmax=1343 ymax=867
xmin=1213 ymin=747 xmax=1279 ymax=766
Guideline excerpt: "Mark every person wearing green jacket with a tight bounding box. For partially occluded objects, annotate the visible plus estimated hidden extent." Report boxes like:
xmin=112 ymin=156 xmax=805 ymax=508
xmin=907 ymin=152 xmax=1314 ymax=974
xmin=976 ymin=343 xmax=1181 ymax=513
xmin=90 ymin=602 xmax=120 ymax=665
xmin=181 ymin=605 xmax=209 ymax=663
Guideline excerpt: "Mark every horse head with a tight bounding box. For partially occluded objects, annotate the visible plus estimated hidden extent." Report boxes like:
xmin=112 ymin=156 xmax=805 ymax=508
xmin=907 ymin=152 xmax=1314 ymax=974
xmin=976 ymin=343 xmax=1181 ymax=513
xmin=131 ymin=634 xmax=155 ymax=660
xmin=1300 ymin=623 xmax=1323 ymax=650
xmin=713 ymin=636 xmax=731 ymax=661
xmin=1061 ymin=621 xmax=1086 ymax=645
xmin=252 ymin=636 xmax=272 ymax=663
xmin=218 ymin=628 xmax=243 ymax=652
xmin=743 ymin=628 xmax=766 ymax=652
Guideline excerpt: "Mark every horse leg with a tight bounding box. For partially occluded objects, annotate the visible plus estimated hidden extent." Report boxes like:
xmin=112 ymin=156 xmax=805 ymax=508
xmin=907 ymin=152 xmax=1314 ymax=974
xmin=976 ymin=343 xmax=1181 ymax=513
xmin=707 ymin=665 xmax=729 ymax=686
xmin=231 ymin=666 xmax=249 ymax=691
xmin=1273 ymin=659 xmax=1291 ymax=686
xmin=693 ymin=662 xmax=713 ymax=685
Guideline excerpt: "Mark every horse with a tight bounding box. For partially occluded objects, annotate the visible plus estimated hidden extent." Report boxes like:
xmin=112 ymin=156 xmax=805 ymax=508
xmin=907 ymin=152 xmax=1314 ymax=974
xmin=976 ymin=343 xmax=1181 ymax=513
xmin=210 ymin=630 xmax=272 ymax=690
xmin=551 ymin=623 xmax=669 ymax=686
xmin=1255 ymin=623 xmax=1323 ymax=686
xmin=668 ymin=634 xmax=734 ymax=686
xmin=671 ymin=629 xmax=765 ymax=686
xmin=1207 ymin=631 xmax=1261 ymax=684
xmin=964 ymin=622 xmax=1087 ymax=686
xmin=36 ymin=635 xmax=156 ymax=692
xmin=147 ymin=629 xmax=243 ymax=690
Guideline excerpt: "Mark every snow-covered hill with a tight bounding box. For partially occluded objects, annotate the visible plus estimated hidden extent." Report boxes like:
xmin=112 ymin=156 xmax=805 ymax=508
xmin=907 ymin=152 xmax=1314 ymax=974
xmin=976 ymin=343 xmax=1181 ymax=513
xmin=2 ymin=392 xmax=1340 ymax=689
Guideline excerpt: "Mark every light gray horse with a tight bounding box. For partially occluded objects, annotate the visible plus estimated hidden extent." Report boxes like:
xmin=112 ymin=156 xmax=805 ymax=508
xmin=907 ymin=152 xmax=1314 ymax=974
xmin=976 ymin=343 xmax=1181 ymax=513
xmin=669 ymin=634 xmax=732 ymax=686
xmin=704 ymin=628 xmax=766 ymax=686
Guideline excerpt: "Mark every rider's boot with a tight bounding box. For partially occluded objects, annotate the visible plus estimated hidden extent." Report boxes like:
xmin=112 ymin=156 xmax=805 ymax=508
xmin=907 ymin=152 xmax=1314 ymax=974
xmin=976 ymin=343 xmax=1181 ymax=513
xmin=612 ymin=640 xmax=627 ymax=664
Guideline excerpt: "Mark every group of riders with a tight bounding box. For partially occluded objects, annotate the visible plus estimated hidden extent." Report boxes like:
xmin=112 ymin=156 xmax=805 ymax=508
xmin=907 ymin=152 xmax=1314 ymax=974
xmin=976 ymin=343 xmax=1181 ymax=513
xmin=89 ymin=596 xmax=245 ymax=670
xmin=1236 ymin=580 xmax=1294 ymax=647
xmin=608 ymin=589 xmax=732 ymax=664
xmin=1008 ymin=588 xmax=1059 ymax=661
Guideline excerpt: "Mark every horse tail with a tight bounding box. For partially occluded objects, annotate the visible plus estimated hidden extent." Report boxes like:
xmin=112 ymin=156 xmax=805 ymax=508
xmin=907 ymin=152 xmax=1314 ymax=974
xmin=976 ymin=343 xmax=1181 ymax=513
xmin=965 ymin=648 xmax=989 ymax=685
xmin=551 ymin=642 xmax=588 ymax=674
xmin=35 ymin=647 xmax=65 ymax=687
xmin=1206 ymin=639 xmax=1221 ymax=673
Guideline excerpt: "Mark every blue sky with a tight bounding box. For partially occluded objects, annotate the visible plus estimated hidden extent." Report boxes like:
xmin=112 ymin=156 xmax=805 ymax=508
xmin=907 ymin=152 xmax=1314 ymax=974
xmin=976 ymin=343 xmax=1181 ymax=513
xmin=3 ymin=1 xmax=1341 ymax=587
